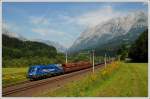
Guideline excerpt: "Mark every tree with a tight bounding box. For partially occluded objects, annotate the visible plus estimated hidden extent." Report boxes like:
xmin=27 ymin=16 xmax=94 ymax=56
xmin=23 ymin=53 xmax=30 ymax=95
xmin=128 ymin=29 xmax=148 ymax=62
xmin=117 ymin=44 xmax=129 ymax=60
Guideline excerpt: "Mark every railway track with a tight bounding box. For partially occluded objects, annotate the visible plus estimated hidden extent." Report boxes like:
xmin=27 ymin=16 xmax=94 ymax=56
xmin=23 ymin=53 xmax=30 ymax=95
xmin=3 ymin=80 xmax=30 ymax=88
xmin=2 ymin=62 xmax=109 ymax=97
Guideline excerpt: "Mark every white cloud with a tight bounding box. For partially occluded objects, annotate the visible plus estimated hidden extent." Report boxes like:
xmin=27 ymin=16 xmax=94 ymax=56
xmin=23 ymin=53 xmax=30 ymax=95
xmin=142 ymin=2 xmax=148 ymax=6
xmin=32 ymin=28 xmax=64 ymax=37
xmin=74 ymin=5 xmax=123 ymax=27
xmin=3 ymin=22 xmax=11 ymax=31
xmin=29 ymin=16 xmax=50 ymax=26
xmin=2 ymin=22 xmax=22 ymax=38
xmin=2 ymin=22 xmax=21 ymax=33
xmin=29 ymin=14 xmax=76 ymax=48
xmin=29 ymin=6 xmax=122 ymax=35
xmin=55 ymin=5 xmax=125 ymax=28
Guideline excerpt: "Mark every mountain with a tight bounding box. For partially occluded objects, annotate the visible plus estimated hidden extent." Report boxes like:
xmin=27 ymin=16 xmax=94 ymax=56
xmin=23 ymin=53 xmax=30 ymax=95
xmin=69 ymin=11 xmax=148 ymax=56
xmin=33 ymin=39 xmax=66 ymax=53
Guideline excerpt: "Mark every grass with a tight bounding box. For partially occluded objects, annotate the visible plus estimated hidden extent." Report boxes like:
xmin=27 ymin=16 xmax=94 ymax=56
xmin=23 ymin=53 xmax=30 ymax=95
xmin=40 ymin=61 xmax=148 ymax=97
xmin=2 ymin=67 xmax=28 ymax=87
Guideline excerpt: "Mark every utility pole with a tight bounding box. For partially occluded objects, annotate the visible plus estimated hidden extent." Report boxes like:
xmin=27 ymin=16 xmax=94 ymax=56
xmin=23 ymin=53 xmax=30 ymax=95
xmin=92 ymin=50 xmax=95 ymax=73
xmin=105 ymin=53 xmax=107 ymax=68
xmin=90 ymin=51 xmax=92 ymax=63
xmin=65 ymin=50 xmax=68 ymax=64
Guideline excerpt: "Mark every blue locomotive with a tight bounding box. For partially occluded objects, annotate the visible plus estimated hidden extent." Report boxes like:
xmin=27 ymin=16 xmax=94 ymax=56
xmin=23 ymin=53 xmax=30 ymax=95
xmin=27 ymin=64 xmax=64 ymax=80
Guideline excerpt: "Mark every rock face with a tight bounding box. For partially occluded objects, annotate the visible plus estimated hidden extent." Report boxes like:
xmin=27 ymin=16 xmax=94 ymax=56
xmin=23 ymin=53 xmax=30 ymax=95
xmin=69 ymin=11 xmax=148 ymax=55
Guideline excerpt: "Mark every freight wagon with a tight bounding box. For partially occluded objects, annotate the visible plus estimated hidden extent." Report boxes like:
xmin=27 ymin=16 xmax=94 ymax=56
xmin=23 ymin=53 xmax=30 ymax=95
xmin=62 ymin=61 xmax=91 ymax=73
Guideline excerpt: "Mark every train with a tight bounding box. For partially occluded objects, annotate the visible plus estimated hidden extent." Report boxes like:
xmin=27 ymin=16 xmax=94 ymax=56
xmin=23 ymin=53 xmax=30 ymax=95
xmin=27 ymin=61 xmax=112 ymax=81
xmin=27 ymin=61 xmax=93 ymax=80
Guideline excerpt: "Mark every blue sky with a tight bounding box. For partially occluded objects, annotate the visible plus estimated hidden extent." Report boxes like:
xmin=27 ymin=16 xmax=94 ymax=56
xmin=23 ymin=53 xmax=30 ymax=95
xmin=3 ymin=2 xmax=148 ymax=48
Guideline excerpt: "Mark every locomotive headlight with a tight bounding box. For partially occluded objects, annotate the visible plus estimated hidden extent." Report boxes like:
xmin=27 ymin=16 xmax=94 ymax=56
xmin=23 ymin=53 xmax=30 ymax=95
xmin=29 ymin=73 xmax=35 ymax=76
xmin=29 ymin=73 xmax=32 ymax=75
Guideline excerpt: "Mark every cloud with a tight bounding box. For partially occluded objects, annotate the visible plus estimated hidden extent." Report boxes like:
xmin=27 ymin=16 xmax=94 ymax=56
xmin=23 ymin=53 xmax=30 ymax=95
xmin=29 ymin=16 xmax=50 ymax=26
xmin=29 ymin=14 xmax=76 ymax=47
xmin=29 ymin=6 xmax=121 ymax=35
xmin=3 ymin=22 xmax=11 ymax=31
xmin=32 ymin=28 xmax=64 ymax=37
xmin=74 ymin=5 xmax=123 ymax=27
xmin=2 ymin=22 xmax=22 ymax=38
xmin=2 ymin=22 xmax=21 ymax=33
xmin=142 ymin=2 xmax=148 ymax=6
xmin=55 ymin=5 xmax=124 ymax=29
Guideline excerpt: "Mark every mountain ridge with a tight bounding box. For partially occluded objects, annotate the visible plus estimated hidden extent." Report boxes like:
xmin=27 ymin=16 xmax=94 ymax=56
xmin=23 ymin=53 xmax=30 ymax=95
xmin=69 ymin=11 xmax=148 ymax=55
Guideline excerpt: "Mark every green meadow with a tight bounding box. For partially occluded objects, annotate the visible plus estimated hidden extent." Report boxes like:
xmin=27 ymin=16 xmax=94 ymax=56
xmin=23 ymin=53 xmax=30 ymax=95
xmin=40 ymin=61 xmax=148 ymax=97
xmin=2 ymin=67 xmax=28 ymax=87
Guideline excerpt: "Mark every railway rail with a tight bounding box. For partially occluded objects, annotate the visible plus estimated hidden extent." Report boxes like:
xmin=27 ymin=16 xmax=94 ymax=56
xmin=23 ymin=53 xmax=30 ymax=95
xmin=2 ymin=62 xmax=110 ymax=97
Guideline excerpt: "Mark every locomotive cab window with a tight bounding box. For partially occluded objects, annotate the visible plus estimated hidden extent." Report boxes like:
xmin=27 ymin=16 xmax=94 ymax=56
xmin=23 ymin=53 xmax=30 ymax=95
xmin=28 ymin=67 xmax=37 ymax=73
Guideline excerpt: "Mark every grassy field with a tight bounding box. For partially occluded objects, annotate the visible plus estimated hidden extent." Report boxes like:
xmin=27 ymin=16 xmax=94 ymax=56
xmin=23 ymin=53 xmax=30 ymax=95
xmin=2 ymin=67 xmax=28 ymax=87
xmin=40 ymin=61 xmax=148 ymax=97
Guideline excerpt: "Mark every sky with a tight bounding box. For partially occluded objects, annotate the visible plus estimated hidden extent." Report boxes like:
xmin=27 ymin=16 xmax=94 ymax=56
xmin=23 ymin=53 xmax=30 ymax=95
xmin=2 ymin=2 xmax=148 ymax=48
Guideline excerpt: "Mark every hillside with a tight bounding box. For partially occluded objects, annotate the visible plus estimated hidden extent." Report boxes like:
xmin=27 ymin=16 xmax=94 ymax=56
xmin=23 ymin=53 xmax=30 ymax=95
xmin=2 ymin=34 xmax=57 ymax=59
